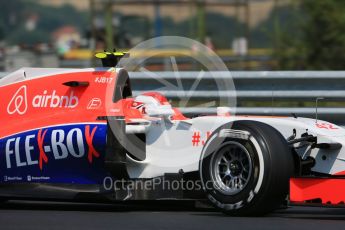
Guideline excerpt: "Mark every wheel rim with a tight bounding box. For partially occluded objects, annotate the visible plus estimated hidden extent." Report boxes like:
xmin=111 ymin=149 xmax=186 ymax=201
xmin=210 ymin=141 xmax=253 ymax=195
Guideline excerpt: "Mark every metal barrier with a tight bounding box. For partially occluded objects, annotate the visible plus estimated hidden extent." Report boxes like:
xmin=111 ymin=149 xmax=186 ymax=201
xmin=129 ymin=71 xmax=345 ymax=124
xmin=130 ymin=71 xmax=345 ymax=100
xmin=1 ymin=71 xmax=345 ymax=124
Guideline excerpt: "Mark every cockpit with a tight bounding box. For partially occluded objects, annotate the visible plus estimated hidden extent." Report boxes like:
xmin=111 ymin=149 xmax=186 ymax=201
xmin=114 ymin=69 xmax=187 ymax=121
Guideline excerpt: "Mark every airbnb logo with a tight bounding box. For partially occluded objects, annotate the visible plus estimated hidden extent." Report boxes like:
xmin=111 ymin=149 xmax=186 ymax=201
xmin=7 ymin=85 xmax=28 ymax=115
xmin=7 ymin=86 xmax=79 ymax=116
xmin=32 ymin=90 xmax=79 ymax=108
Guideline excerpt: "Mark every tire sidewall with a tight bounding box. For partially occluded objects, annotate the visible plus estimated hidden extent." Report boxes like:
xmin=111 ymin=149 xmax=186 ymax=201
xmin=199 ymin=121 xmax=290 ymax=214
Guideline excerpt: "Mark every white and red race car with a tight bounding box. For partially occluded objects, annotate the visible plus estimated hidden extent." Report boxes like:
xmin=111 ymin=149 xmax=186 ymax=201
xmin=0 ymin=52 xmax=344 ymax=216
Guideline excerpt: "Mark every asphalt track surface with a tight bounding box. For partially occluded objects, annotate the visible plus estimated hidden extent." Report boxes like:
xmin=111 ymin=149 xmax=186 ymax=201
xmin=1 ymin=201 xmax=345 ymax=230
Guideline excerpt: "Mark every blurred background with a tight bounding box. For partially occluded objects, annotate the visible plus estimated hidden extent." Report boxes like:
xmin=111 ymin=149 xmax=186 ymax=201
xmin=2 ymin=0 xmax=345 ymax=122
xmin=1 ymin=0 xmax=342 ymax=71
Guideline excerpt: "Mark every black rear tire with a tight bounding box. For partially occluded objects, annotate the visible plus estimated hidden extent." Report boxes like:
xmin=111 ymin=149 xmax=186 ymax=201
xmin=200 ymin=120 xmax=294 ymax=216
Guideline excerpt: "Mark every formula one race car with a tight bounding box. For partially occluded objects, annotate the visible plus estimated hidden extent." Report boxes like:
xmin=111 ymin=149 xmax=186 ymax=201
xmin=1 ymin=52 xmax=345 ymax=216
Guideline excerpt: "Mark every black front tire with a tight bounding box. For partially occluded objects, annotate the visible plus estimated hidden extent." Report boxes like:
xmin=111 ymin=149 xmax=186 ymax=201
xmin=200 ymin=120 xmax=294 ymax=216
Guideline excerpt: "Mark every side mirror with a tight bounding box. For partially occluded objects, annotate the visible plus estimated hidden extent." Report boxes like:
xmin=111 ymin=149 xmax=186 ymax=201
xmin=217 ymin=107 xmax=232 ymax=116
xmin=146 ymin=104 xmax=175 ymax=117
